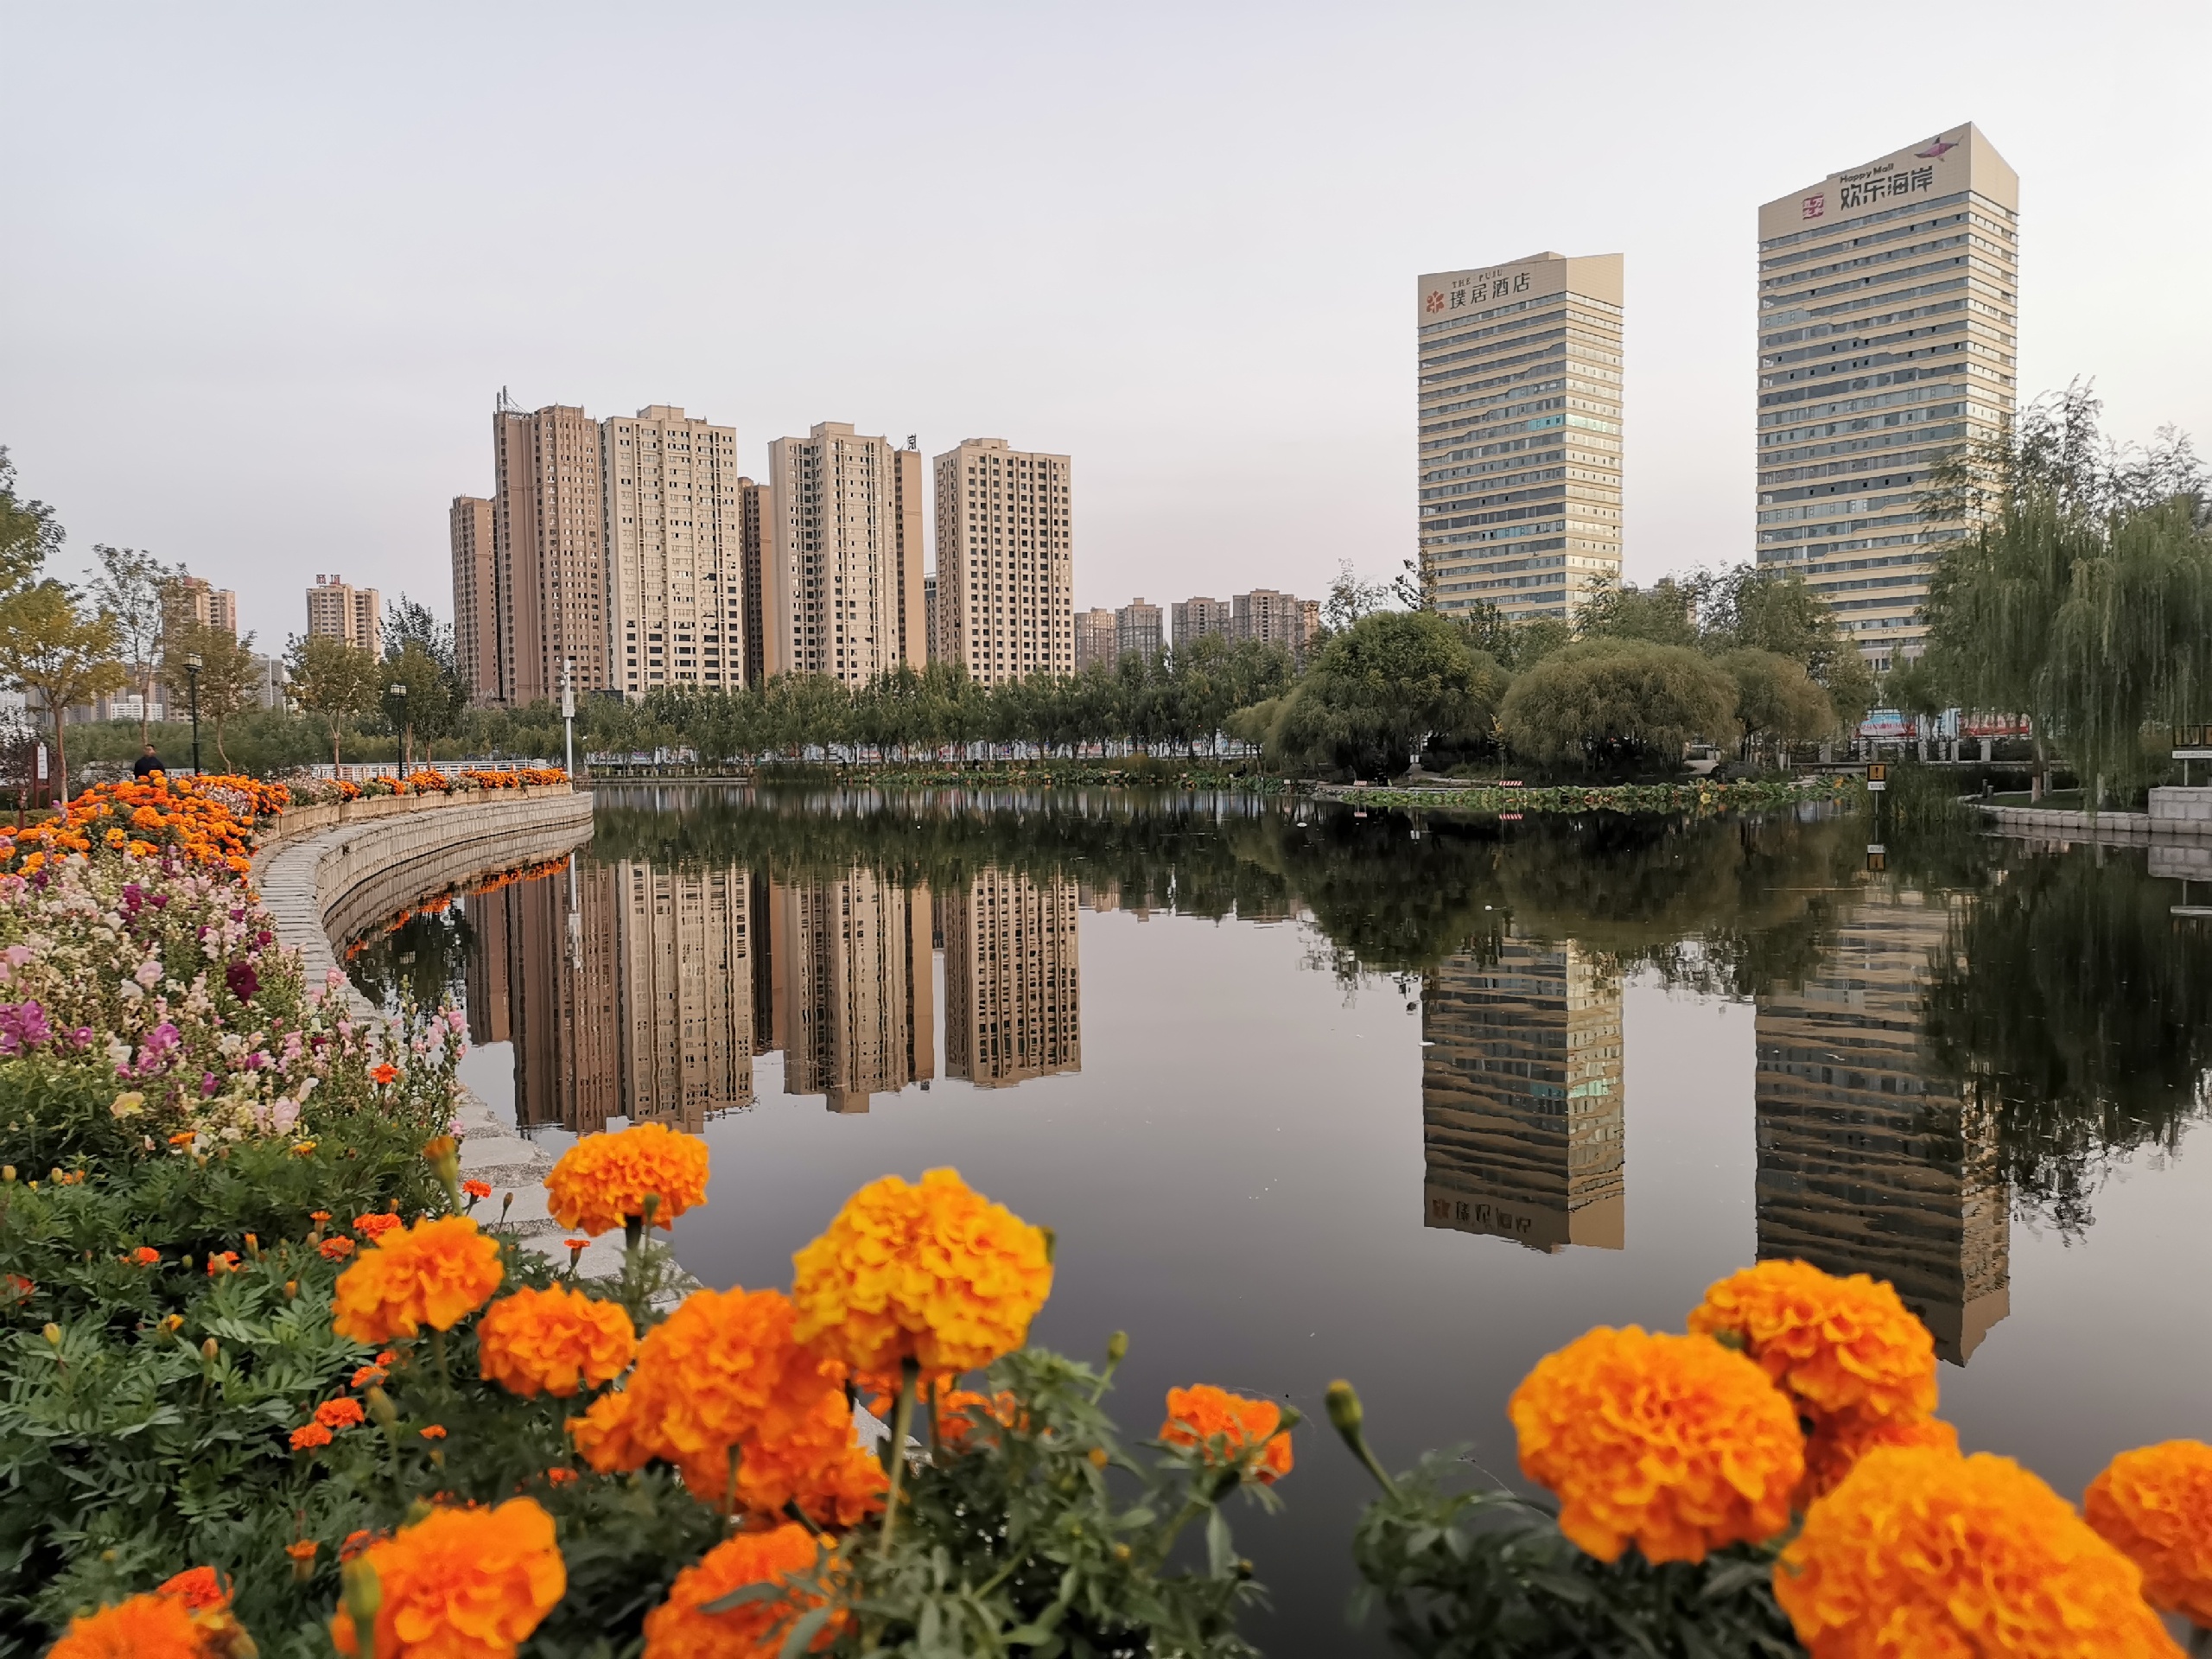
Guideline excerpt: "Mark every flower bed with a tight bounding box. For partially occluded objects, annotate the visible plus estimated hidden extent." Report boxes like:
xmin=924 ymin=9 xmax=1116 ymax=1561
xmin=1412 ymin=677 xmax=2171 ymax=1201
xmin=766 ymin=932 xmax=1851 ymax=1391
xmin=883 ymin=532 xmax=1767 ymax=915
xmin=283 ymin=767 xmax=567 ymax=808
xmin=4 ymin=780 xmax=2208 ymax=1658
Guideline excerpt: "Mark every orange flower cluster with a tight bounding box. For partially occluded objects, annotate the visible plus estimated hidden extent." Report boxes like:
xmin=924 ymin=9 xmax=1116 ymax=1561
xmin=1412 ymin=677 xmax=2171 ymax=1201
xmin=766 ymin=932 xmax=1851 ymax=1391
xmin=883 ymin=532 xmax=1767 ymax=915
xmin=2085 ymin=1440 xmax=2212 ymax=1627
xmin=48 ymin=1569 xmax=253 ymax=1659
xmin=1777 ymin=1446 xmax=2179 ymax=1656
xmin=1689 ymin=1260 xmax=1943 ymax=1504
xmin=1509 ymin=1325 xmax=1802 ymax=1565
xmin=477 ymin=1284 xmax=637 ymax=1399
xmin=2 ymin=774 xmax=278 ymax=877
xmin=570 ymin=1285 xmax=885 ymax=1528
xmin=640 ymin=1523 xmax=843 ymax=1659
xmin=543 ymin=1122 xmax=709 ymax=1237
xmin=791 ymin=1168 xmax=1052 ymax=1376
xmin=332 ymin=1215 xmax=504 ymax=1345
xmin=330 ymin=1497 xmax=566 ymax=1659
xmin=1161 ymin=1384 xmax=1294 ymax=1484
xmin=461 ymin=767 xmax=569 ymax=791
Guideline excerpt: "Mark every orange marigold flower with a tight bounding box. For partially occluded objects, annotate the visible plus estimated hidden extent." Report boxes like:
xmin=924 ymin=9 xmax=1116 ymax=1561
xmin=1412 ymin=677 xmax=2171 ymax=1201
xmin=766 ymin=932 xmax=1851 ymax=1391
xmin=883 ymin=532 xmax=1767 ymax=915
xmin=1777 ymin=1446 xmax=2178 ymax=1656
xmin=1800 ymin=1412 xmax=1959 ymax=1508
xmin=543 ymin=1122 xmax=709 ymax=1236
xmin=155 ymin=1567 xmax=227 ymax=1611
xmin=543 ymin=1466 xmax=576 ymax=1485
xmin=370 ymin=1062 xmax=398 ymax=1085
xmin=1688 ymin=1259 xmax=1936 ymax=1430
xmin=331 ymin=1215 xmax=503 ymax=1345
xmin=130 ymin=1246 xmax=161 ymax=1266
xmin=462 ymin=1179 xmax=493 ymax=1200
xmin=285 ymin=1540 xmax=318 ymax=1563
xmin=291 ymin=1422 xmax=334 ymax=1451
xmin=641 ymin=1523 xmax=842 ymax=1659
xmin=354 ymin=1212 xmax=403 ymax=1241
xmin=47 ymin=1593 xmax=213 ymax=1659
xmin=320 ymin=1236 xmax=356 ymax=1260
xmin=351 ymin=1364 xmax=388 ymax=1389
xmin=315 ymin=1397 xmax=367 ymax=1431
xmin=937 ymin=1389 xmax=1026 ymax=1450
xmin=1161 ymin=1384 xmax=1294 ymax=1484
xmin=420 ymin=1424 xmax=447 ymax=1440
xmin=205 ymin=1252 xmax=239 ymax=1275
xmin=790 ymin=1167 xmax=1052 ymax=1376
xmin=1509 ymin=1325 xmax=1802 ymax=1565
xmin=2085 ymin=1439 xmax=2212 ymax=1627
xmin=594 ymin=1285 xmax=886 ymax=1527
xmin=478 ymin=1284 xmax=638 ymax=1399
xmin=328 ymin=1497 xmax=565 ymax=1659
xmin=310 ymin=1211 xmax=333 ymax=1224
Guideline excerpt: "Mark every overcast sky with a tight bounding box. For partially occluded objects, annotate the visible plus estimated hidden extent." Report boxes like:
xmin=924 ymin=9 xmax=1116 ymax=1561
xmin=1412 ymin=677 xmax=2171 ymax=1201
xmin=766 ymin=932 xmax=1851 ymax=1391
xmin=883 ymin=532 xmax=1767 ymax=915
xmin=5 ymin=1 xmax=2208 ymax=647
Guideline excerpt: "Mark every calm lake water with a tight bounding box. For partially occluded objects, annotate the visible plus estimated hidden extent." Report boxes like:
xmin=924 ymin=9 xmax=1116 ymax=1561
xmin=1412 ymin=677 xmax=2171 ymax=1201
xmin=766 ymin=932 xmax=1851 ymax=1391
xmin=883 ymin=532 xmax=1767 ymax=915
xmin=347 ymin=786 xmax=2212 ymax=1656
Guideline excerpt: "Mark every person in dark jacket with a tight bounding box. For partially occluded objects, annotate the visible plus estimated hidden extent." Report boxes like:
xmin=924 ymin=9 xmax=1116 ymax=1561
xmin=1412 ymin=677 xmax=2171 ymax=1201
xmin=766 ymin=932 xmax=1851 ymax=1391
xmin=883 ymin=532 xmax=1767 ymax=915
xmin=130 ymin=745 xmax=163 ymax=779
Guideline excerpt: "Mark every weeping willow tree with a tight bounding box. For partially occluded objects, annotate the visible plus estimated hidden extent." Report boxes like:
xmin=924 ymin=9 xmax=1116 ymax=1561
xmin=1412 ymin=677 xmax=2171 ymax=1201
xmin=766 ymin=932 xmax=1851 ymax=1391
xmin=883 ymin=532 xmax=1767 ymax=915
xmin=1923 ymin=383 xmax=2212 ymax=802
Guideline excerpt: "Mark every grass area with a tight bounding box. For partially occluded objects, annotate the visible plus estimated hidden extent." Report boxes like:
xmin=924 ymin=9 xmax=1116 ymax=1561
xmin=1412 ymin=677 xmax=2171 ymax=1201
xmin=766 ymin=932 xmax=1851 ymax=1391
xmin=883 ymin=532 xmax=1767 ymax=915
xmin=1982 ymin=789 xmax=2087 ymax=810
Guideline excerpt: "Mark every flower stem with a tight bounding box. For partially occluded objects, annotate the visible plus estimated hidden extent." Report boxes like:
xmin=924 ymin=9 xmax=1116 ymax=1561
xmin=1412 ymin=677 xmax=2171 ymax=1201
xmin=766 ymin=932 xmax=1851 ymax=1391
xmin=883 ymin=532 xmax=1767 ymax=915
xmin=877 ymin=1357 xmax=918 ymax=1559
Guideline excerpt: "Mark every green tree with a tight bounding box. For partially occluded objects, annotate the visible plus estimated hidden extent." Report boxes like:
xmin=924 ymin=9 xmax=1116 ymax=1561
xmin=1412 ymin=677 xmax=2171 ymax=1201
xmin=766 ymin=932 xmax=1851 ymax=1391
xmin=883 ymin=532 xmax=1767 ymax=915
xmin=1690 ymin=563 xmax=1875 ymax=730
xmin=1267 ymin=610 xmax=1501 ymax=779
xmin=1576 ymin=576 xmax=1700 ymax=648
xmin=286 ymin=633 xmax=381 ymax=765
xmin=0 ymin=582 xmax=125 ymax=801
xmin=1498 ymin=639 xmax=1737 ymax=773
xmin=90 ymin=544 xmax=173 ymax=744
xmin=1716 ymin=647 xmax=1835 ymax=762
xmin=0 ymin=448 xmax=62 ymax=594
xmin=380 ymin=642 xmax=457 ymax=771
xmin=166 ymin=620 xmax=263 ymax=771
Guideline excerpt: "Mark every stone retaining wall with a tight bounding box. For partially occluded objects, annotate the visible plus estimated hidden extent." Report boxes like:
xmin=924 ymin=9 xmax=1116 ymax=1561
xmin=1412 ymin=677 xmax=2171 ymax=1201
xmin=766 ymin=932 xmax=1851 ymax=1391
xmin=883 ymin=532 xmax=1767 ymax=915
xmin=256 ymin=783 xmax=574 ymax=849
xmin=1971 ymin=798 xmax=2212 ymax=844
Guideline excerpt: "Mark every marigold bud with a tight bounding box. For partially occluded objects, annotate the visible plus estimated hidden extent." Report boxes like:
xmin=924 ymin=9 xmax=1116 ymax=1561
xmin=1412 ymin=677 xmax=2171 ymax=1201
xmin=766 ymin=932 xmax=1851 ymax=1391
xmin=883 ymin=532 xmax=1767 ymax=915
xmin=365 ymin=1385 xmax=399 ymax=1430
xmin=202 ymin=1337 xmax=220 ymax=1362
xmin=1106 ymin=1331 xmax=1128 ymax=1366
xmin=42 ymin=1323 xmax=61 ymax=1347
xmin=1 ymin=1166 xmax=13 ymax=1182
xmin=1325 ymin=1379 xmax=1363 ymax=1434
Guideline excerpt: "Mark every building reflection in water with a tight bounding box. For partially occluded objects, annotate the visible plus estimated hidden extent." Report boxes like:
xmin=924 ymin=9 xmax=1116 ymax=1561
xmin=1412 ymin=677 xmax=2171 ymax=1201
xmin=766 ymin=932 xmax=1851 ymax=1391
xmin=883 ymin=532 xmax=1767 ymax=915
xmin=467 ymin=858 xmax=1080 ymax=1128
xmin=1753 ymin=887 xmax=2011 ymax=1364
xmin=1421 ymin=934 xmax=1625 ymax=1252
xmin=941 ymin=872 xmax=1082 ymax=1089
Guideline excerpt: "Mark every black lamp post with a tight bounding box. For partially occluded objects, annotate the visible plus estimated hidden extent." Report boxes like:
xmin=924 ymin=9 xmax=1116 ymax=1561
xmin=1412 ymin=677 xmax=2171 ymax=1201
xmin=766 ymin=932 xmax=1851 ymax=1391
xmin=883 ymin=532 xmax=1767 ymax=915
xmin=183 ymin=653 xmax=203 ymax=777
xmin=390 ymin=682 xmax=408 ymax=774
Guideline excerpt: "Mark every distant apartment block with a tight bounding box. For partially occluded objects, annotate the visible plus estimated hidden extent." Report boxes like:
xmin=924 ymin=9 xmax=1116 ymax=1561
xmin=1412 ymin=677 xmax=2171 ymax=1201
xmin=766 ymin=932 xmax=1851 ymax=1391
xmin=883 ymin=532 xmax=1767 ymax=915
xmin=1116 ymin=598 xmax=1163 ymax=660
xmin=603 ymin=406 xmax=745 ymax=697
xmin=1230 ymin=588 xmax=1316 ymax=653
xmin=493 ymin=404 xmax=608 ymax=703
xmin=931 ymin=437 xmax=1074 ymax=686
xmin=1756 ymin=124 xmax=2018 ymax=673
xmin=449 ymin=496 xmax=497 ymax=704
xmin=306 ymin=574 xmax=382 ymax=657
xmin=1417 ymin=251 xmax=1624 ymax=624
xmin=923 ymin=575 xmax=938 ymax=664
xmin=766 ymin=423 xmax=927 ymax=685
xmin=772 ymin=870 xmax=934 ymax=1113
xmin=1171 ymin=596 xmax=1232 ymax=652
xmin=1074 ymin=607 xmax=1116 ymax=671
xmin=173 ymin=572 xmax=238 ymax=639
xmin=737 ymin=477 xmax=772 ymax=685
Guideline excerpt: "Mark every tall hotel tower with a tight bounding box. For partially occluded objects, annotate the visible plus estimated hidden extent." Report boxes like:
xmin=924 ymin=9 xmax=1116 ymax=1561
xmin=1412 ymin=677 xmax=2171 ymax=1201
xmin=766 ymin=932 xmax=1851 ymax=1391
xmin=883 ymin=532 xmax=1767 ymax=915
xmin=1756 ymin=125 xmax=2018 ymax=672
xmin=764 ymin=423 xmax=928 ymax=684
xmin=1415 ymin=253 xmax=1624 ymax=623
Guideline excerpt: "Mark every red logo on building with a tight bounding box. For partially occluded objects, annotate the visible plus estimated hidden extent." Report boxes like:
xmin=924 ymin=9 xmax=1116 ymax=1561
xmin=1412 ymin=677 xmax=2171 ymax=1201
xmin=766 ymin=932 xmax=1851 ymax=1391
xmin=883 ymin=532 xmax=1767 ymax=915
xmin=1802 ymin=194 xmax=1826 ymax=219
xmin=1425 ymin=290 xmax=1446 ymax=314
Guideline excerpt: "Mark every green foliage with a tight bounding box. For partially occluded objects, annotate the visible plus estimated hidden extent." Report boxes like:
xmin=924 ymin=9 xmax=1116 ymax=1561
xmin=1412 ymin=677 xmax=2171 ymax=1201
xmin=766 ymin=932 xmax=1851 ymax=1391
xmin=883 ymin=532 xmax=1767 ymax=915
xmin=1344 ymin=1453 xmax=1799 ymax=1659
xmin=1498 ymin=641 xmax=1737 ymax=773
xmin=0 ymin=448 xmax=62 ymax=596
xmin=810 ymin=1347 xmax=1278 ymax=1657
xmin=1575 ymin=578 xmax=1700 ymax=650
xmin=286 ymin=634 xmax=382 ymax=765
xmin=1715 ymin=650 xmax=1835 ymax=753
xmin=1266 ymin=611 xmax=1502 ymax=779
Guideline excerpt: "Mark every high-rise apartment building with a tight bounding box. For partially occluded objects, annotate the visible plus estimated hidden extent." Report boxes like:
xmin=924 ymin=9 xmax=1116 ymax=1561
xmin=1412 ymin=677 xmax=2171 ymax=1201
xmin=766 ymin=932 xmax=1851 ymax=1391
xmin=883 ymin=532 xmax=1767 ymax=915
xmin=173 ymin=572 xmax=239 ymax=639
xmin=764 ymin=423 xmax=927 ymax=685
xmin=1172 ymin=596 xmax=1232 ymax=652
xmin=1421 ymin=935 xmax=1625 ymax=1252
xmin=493 ymin=404 xmax=609 ymax=704
xmin=306 ymin=574 xmax=382 ymax=656
xmin=737 ymin=477 xmax=773 ymax=686
xmin=922 ymin=575 xmax=938 ymax=663
xmin=1754 ymin=887 xmax=2010 ymax=1362
xmin=941 ymin=872 xmax=1081 ymax=1089
xmin=1416 ymin=252 xmax=1624 ymax=623
xmin=1115 ymin=598 xmax=1163 ymax=660
xmin=1230 ymin=589 xmax=1314 ymax=653
xmin=449 ymin=496 xmax=498 ymax=704
xmin=602 ymin=406 xmax=745 ymax=697
xmin=612 ymin=861 xmax=755 ymax=1130
xmin=1074 ymin=607 xmax=1116 ymax=671
xmin=1756 ymin=125 xmax=2019 ymax=671
xmin=931 ymin=437 xmax=1074 ymax=687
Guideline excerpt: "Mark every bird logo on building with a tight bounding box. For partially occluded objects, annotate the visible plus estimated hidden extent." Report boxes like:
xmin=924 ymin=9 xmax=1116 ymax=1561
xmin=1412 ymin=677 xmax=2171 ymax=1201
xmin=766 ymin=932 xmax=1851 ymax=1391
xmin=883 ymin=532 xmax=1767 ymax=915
xmin=1916 ymin=134 xmax=1959 ymax=161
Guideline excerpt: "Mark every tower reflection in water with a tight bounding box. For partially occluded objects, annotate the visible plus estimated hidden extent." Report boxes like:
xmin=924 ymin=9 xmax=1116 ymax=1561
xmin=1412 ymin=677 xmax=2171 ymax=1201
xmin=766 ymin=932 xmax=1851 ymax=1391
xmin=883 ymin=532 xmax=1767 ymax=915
xmin=464 ymin=858 xmax=1079 ymax=1130
xmin=1754 ymin=887 xmax=2010 ymax=1364
xmin=1421 ymin=933 xmax=1626 ymax=1252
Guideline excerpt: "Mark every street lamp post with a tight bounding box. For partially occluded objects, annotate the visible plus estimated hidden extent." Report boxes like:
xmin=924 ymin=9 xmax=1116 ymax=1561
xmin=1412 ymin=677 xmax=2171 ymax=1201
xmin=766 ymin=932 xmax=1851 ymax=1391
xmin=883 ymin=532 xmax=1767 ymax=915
xmin=389 ymin=682 xmax=408 ymax=775
xmin=561 ymin=658 xmax=575 ymax=779
xmin=183 ymin=653 xmax=203 ymax=777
